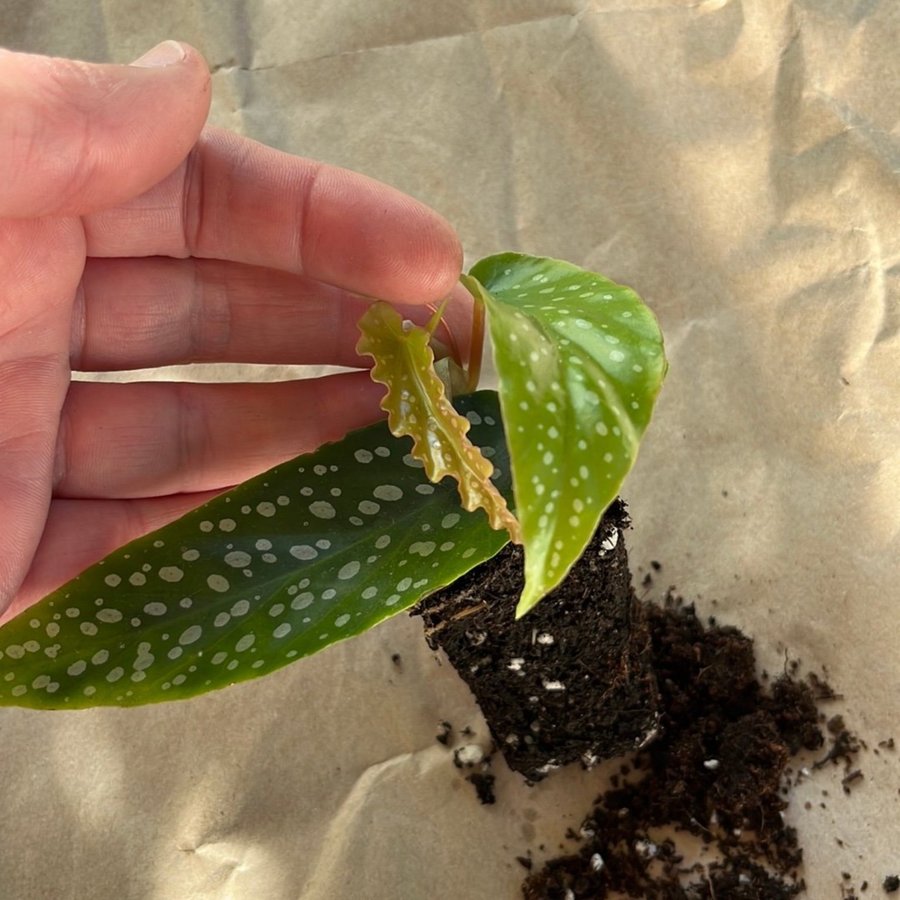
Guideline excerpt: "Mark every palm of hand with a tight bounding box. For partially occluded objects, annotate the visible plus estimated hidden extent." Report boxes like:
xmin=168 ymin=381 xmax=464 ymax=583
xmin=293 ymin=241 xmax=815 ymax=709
xmin=0 ymin=46 xmax=464 ymax=620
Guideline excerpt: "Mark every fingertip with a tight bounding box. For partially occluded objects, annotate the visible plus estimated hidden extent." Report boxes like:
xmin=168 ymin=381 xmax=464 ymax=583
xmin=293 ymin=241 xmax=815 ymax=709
xmin=130 ymin=39 xmax=188 ymax=68
xmin=383 ymin=190 xmax=464 ymax=305
xmin=132 ymin=40 xmax=211 ymax=88
xmin=410 ymin=206 xmax=465 ymax=304
xmin=130 ymin=41 xmax=212 ymax=101
xmin=378 ymin=228 xmax=463 ymax=306
xmin=306 ymin=166 xmax=463 ymax=307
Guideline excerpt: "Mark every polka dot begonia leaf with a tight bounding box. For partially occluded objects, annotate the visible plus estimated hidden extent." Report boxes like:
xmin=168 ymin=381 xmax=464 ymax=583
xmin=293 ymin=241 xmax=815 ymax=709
xmin=467 ymin=253 xmax=667 ymax=617
xmin=0 ymin=393 xmax=512 ymax=709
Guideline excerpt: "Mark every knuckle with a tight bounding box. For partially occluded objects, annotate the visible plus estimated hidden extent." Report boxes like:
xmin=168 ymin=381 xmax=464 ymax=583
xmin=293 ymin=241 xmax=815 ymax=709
xmin=191 ymin=260 xmax=233 ymax=361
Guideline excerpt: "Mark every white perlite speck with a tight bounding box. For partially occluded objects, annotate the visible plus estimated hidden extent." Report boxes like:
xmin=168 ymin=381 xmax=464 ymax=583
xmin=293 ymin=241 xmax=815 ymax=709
xmin=590 ymin=853 xmax=605 ymax=872
xmin=703 ymin=758 xmax=720 ymax=770
xmin=507 ymin=658 xmax=525 ymax=672
xmin=542 ymin=679 xmax=566 ymax=691
xmin=453 ymin=745 xmax=485 ymax=767
xmin=599 ymin=530 xmax=619 ymax=555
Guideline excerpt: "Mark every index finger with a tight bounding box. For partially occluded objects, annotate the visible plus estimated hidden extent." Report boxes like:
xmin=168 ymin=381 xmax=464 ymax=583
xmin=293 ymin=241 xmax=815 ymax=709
xmin=83 ymin=127 xmax=463 ymax=305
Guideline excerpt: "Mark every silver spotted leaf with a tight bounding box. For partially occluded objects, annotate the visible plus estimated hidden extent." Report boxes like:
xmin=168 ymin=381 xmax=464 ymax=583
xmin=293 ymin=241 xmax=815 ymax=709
xmin=468 ymin=253 xmax=667 ymax=617
xmin=0 ymin=392 xmax=511 ymax=709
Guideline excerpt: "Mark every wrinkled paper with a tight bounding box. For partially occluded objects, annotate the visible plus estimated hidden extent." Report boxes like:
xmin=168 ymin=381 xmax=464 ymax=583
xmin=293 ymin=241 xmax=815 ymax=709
xmin=1 ymin=1 xmax=898 ymax=897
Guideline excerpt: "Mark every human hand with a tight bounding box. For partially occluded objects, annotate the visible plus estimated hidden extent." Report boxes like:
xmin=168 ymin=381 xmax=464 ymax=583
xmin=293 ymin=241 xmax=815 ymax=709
xmin=0 ymin=42 xmax=467 ymax=622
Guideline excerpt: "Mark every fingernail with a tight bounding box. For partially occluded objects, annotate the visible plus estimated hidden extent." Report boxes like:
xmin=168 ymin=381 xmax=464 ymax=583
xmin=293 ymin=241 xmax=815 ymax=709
xmin=131 ymin=40 xmax=186 ymax=68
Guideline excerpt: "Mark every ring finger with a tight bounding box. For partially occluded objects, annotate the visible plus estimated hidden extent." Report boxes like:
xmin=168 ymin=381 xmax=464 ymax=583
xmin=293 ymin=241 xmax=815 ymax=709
xmin=54 ymin=372 xmax=386 ymax=500
xmin=73 ymin=257 xmax=474 ymax=372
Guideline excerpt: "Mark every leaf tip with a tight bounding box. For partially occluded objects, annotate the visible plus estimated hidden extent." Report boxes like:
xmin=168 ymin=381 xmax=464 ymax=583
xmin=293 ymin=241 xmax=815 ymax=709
xmin=514 ymin=584 xmax=545 ymax=620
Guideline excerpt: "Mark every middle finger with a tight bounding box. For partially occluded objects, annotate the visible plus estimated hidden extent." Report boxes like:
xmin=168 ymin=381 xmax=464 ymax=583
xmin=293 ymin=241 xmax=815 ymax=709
xmin=73 ymin=257 xmax=474 ymax=371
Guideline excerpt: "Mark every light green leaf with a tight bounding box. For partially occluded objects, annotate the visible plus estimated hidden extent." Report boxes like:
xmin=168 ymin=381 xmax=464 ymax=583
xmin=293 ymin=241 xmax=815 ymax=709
xmin=0 ymin=393 xmax=511 ymax=709
xmin=357 ymin=301 xmax=520 ymax=542
xmin=468 ymin=253 xmax=667 ymax=617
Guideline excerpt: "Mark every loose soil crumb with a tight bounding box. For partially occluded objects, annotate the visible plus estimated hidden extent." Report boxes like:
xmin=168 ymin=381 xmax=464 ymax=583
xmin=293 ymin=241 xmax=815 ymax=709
xmin=467 ymin=771 xmax=497 ymax=805
xmin=435 ymin=721 xmax=453 ymax=746
xmin=522 ymin=594 xmax=860 ymax=900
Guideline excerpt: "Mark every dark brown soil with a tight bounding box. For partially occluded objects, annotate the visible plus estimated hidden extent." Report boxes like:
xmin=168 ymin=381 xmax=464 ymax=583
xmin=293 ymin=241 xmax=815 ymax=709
xmin=414 ymin=501 xmax=867 ymax=898
xmin=415 ymin=500 xmax=660 ymax=782
xmin=521 ymin=594 xmax=837 ymax=899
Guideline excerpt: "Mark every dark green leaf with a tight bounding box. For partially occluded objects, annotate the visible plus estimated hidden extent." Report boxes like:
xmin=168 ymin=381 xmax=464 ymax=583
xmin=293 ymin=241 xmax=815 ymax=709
xmin=0 ymin=393 xmax=511 ymax=708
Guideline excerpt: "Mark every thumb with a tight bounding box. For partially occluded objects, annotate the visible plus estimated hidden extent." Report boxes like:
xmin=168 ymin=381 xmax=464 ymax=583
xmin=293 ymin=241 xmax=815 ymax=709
xmin=0 ymin=42 xmax=211 ymax=218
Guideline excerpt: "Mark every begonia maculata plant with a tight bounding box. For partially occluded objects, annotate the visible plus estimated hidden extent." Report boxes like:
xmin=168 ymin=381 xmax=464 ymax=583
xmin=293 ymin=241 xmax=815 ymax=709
xmin=0 ymin=253 xmax=666 ymax=708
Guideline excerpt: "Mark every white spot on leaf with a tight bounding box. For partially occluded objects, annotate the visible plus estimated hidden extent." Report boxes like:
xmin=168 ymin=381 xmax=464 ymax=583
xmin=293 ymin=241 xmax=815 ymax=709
xmin=309 ymin=501 xmax=336 ymax=519
xmin=96 ymin=608 xmax=123 ymax=624
xmin=208 ymin=574 xmax=230 ymax=593
xmin=224 ymin=551 xmax=252 ymax=568
xmin=179 ymin=626 xmax=203 ymax=646
xmin=373 ymin=484 xmax=403 ymax=501
xmin=290 ymin=544 xmax=317 ymax=561
xmin=158 ymin=566 xmax=184 ymax=583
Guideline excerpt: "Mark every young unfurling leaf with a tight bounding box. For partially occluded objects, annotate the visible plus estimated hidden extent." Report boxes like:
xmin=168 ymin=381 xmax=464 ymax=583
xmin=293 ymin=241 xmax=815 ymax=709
xmin=357 ymin=301 xmax=521 ymax=542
